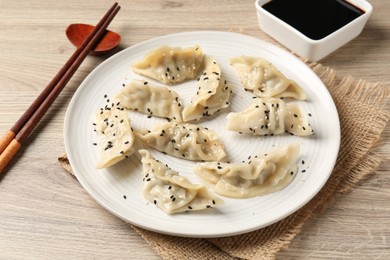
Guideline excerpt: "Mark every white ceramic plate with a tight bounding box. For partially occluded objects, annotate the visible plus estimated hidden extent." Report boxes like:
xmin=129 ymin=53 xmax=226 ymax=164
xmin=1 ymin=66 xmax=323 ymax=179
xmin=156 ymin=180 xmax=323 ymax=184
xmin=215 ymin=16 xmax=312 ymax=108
xmin=64 ymin=31 xmax=340 ymax=238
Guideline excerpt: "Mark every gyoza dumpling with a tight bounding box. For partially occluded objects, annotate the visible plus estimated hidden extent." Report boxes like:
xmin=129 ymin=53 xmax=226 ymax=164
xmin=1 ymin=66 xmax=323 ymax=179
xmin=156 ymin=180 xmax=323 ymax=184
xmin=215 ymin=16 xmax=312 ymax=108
xmin=194 ymin=143 xmax=300 ymax=198
xmin=93 ymin=106 xmax=135 ymax=168
xmin=112 ymin=79 xmax=183 ymax=122
xmin=132 ymin=45 xmax=203 ymax=85
xmin=139 ymin=149 xmax=223 ymax=214
xmin=230 ymin=56 xmax=306 ymax=100
xmin=226 ymin=97 xmax=314 ymax=136
xmin=135 ymin=122 xmax=226 ymax=161
xmin=182 ymin=56 xmax=232 ymax=121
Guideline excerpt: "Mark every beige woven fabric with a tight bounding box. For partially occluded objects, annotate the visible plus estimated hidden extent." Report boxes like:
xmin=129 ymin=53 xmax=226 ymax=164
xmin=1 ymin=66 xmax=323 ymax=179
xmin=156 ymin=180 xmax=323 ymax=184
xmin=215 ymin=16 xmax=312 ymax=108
xmin=59 ymin=63 xmax=389 ymax=260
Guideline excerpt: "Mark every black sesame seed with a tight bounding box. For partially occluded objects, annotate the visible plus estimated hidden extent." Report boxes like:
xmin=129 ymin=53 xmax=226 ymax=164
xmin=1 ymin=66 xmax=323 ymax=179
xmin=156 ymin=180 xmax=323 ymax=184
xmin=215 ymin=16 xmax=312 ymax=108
xmin=154 ymin=200 xmax=157 ymax=204
xmin=92 ymin=143 xmax=97 ymax=146
xmin=188 ymin=206 xmax=193 ymax=210
xmin=123 ymin=195 xmax=127 ymax=199
xmin=294 ymin=114 xmax=298 ymax=118
xmin=302 ymin=169 xmax=306 ymax=173
xmin=290 ymin=171 xmax=294 ymax=175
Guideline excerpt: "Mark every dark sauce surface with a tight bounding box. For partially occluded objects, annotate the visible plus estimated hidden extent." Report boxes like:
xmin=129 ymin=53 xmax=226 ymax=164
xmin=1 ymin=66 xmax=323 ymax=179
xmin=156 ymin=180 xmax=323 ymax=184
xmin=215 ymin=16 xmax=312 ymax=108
xmin=262 ymin=0 xmax=365 ymax=40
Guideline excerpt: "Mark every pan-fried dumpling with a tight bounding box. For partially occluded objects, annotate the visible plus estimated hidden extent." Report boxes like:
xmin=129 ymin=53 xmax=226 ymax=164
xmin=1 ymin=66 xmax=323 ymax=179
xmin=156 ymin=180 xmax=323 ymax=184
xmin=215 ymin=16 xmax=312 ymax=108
xmin=139 ymin=149 xmax=223 ymax=214
xmin=194 ymin=143 xmax=300 ymax=198
xmin=135 ymin=122 xmax=226 ymax=161
xmin=230 ymin=56 xmax=306 ymax=100
xmin=112 ymin=80 xmax=183 ymax=122
xmin=93 ymin=106 xmax=135 ymax=168
xmin=226 ymin=97 xmax=314 ymax=136
xmin=132 ymin=45 xmax=203 ymax=85
xmin=182 ymin=56 xmax=232 ymax=121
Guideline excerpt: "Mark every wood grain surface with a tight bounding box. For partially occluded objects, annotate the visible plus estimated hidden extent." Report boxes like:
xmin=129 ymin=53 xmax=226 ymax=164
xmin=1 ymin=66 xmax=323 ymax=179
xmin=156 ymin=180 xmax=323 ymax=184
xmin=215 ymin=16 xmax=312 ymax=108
xmin=0 ymin=0 xmax=389 ymax=259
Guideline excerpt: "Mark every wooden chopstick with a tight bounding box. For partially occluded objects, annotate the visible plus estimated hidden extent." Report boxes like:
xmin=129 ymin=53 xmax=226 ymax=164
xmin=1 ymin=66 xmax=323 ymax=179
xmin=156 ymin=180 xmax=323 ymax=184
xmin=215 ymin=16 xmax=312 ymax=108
xmin=0 ymin=3 xmax=121 ymax=174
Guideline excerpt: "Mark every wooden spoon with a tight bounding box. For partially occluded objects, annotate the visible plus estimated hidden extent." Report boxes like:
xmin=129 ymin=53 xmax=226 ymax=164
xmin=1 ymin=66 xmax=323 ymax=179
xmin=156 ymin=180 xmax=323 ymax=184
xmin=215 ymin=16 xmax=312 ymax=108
xmin=66 ymin=23 xmax=121 ymax=55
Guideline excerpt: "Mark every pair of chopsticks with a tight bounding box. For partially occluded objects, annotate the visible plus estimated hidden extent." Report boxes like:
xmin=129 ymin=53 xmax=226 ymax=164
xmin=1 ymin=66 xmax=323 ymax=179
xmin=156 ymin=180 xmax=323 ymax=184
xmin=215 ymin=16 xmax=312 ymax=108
xmin=0 ymin=3 xmax=121 ymax=174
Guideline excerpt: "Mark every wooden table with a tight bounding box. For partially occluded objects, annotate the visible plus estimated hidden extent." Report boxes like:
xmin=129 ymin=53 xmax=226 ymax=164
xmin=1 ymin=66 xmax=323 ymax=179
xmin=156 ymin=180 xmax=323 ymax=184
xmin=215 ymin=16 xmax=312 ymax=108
xmin=0 ymin=0 xmax=389 ymax=258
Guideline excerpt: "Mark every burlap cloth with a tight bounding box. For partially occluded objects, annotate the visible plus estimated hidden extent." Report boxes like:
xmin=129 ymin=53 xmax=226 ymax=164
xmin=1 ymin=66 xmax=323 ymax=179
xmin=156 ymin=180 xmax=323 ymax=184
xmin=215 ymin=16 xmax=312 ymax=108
xmin=59 ymin=62 xmax=389 ymax=259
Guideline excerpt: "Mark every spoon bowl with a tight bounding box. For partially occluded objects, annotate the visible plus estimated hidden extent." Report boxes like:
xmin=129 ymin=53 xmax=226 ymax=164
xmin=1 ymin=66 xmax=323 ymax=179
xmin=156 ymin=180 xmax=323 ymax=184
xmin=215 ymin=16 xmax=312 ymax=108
xmin=66 ymin=23 xmax=121 ymax=55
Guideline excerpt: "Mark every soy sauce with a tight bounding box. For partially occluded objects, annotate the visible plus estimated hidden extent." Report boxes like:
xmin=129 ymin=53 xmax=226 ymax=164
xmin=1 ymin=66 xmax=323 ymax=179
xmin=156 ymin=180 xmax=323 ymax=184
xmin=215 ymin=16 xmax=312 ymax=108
xmin=262 ymin=0 xmax=365 ymax=40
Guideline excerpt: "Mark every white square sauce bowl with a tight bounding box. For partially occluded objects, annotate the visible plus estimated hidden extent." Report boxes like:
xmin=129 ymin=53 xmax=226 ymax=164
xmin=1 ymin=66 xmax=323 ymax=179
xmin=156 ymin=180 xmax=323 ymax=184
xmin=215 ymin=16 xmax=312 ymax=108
xmin=255 ymin=0 xmax=373 ymax=61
